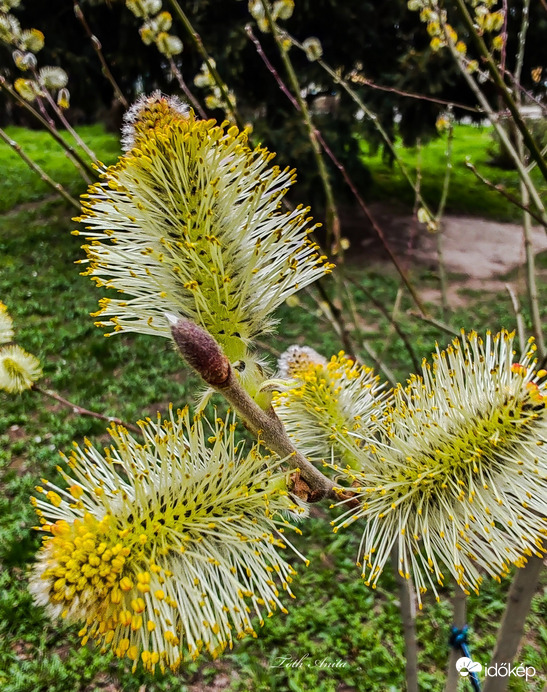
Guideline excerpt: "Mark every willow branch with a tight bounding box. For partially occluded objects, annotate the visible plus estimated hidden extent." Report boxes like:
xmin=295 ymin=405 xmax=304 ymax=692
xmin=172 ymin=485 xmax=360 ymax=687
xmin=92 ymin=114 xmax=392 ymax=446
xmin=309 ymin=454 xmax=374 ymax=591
xmin=306 ymin=282 xmax=357 ymax=356
xmin=499 ymin=0 xmax=509 ymax=76
xmin=169 ymin=317 xmax=352 ymax=504
xmin=524 ymin=227 xmax=545 ymax=353
xmin=348 ymin=73 xmax=480 ymax=114
xmin=38 ymin=85 xmax=97 ymax=162
xmin=434 ymin=120 xmax=454 ymax=320
xmin=505 ymin=71 xmax=547 ymax=115
xmin=247 ymin=26 xmax=428 ymax=316
xmin=391 ymin=551 xmax=419 ymax=692
xmin=444 ymin=586 xmax=467 ymax=692
xmin=287 ymin=31 xmax=436 ymax=223
xmin=465 ymin=161 xmax=546 ymax=227
xmin=505 ymin=284 xmax=526 ymax=354
xmin=408 ymin=310 xmax=459 ymax=337
xmin=443 ymin=40 xmax=547 ymax=227
xmin=341 ymin=281 xmax=397 ymax=386
xmin=514 ymin=0 xmax=544 ymax=357
xmin=167 ymin=57 xmax=207 ymax=119
xmin=482 ymin=557 xmax=544 ymax=692
xmin=315 ymin=125 xmax=429 ymax=316
xmin=246 ymin=24 xmax=299 ymax=109
xmin=0 ymin=127 xmax=80 ymax=209
xmin=346 ymin=276 xmax=420 ymax=372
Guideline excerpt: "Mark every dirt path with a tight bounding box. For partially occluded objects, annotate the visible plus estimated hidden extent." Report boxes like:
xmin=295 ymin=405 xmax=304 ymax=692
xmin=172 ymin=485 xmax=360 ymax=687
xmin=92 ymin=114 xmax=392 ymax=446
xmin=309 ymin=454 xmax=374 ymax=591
xmin=345 ymin=203 xmax=547 ymax=308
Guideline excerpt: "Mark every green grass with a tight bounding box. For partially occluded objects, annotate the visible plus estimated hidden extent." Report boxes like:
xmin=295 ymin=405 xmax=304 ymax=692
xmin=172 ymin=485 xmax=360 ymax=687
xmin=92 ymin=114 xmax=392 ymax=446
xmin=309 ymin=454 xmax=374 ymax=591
xmin=1 ymin=125 xmax=546 ymax=691
xmin=3 ymin=122 xmax=545 ymax=221
xmin=361 ymin=123 xmax=547 ymax=221
xmin=0 ymin=125 xmax=120 ymax=213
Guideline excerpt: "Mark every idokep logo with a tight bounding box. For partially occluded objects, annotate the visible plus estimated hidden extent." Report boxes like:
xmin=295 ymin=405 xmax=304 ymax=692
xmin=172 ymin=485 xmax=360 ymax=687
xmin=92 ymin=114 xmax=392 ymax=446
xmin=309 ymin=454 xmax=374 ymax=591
xmin=456 ymin=657 xmax=537 ymax=682
xmin=456 ymin=657 xmax=482 ymax=678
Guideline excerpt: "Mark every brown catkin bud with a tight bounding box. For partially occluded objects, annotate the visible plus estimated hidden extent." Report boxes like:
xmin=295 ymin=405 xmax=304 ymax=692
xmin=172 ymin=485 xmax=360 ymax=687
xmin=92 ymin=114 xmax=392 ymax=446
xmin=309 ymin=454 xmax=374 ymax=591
xmin=167 ymin=315 xmax=230 ymax=386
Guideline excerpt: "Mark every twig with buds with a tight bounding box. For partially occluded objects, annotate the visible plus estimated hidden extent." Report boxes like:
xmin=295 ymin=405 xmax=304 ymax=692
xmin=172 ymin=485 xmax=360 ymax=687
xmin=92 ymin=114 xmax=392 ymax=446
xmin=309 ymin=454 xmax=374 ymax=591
xmin=168 ymin=316 xmax=355 ymax=505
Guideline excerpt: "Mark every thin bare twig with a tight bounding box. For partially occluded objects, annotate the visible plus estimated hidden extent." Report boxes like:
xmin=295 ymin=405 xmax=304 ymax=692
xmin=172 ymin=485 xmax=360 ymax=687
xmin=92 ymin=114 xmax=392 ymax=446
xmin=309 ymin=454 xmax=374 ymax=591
xmin=391 ymin=552 xmax=419 ymax=692
xmin=306 ymin=283 xmax=357 ymax=356
xmin=514 ymin=0 xmax=545 ymax=357
xmin=246 ymin=25 xmax=429 ymax=316
xmin=168 ymin=57 xmax=208 ymax=119
xmin=246 ymin=25 xmax=299 ymax=109
xmin=444 ymin=39 xmax=547 ymax=226
xmin=74 ymin=2 xmax=129 ymax=109
xmin=444 ymin=586 xmax=467 ymax=692
xmin=465 ymin=161 xmax=546 ymax=227
xmin=315 ymin=125 xmax=429 ymax=316
xmin=32 ymin=384 xmax=142 ymax=435
xmin=0 ymin=127 xmax=80 ymax=209
xmin=360 ymin=337 xmax=397 ymax=387
xmin=505 ymin=71 xmax=547 ymax=115
xmin=346 ymin=275 xmax=421 ymax=372
xmin=408 ymin=311 xmax=460 ymax=338
xmin=348 ymin=73 xmax=480 ymax=114
xmin=452 ymin=0 xmax=547 ymax=183
xmin=258 ymin=1 xmax=341 ymax=257
xmin=500 ymin=0 xmax=509 ymax=76
xmin=483 ymin=557 xmax=544 ymax=692
xmin=38 ymin=85 xmax=97 ymax=162
xmin=288 ymin=32 xmax=435 ymax=220
xmin=342 ymin=281 xmax=397 ymax=386
xmin=254 ymin=339 xmax=282 ymax=359
xmin=434 ymin=119 xmax=454 ymax=320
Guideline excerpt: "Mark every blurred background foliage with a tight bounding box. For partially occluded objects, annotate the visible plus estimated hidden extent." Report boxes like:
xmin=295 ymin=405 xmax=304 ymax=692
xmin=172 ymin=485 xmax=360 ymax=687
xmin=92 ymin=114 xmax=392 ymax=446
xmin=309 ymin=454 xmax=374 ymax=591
xmin=1 ymin=0 xmax=545 ymax=210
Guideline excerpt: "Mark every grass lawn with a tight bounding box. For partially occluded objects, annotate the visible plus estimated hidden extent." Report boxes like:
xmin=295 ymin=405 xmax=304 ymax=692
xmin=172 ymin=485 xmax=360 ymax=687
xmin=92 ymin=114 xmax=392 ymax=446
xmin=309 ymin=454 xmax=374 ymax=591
xmin=361 ymin=123 xmax=546 ymax=221
xmin=0 ymin=124 xmax=546 ymax=691
xmin=0 ymin=125 xmax=120 ymax=214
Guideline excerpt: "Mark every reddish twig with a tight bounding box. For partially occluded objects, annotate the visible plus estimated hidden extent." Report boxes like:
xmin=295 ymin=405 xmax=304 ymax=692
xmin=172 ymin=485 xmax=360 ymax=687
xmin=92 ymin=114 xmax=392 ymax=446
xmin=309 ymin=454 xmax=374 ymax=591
xmin=246 ymin=25 xmax=299 ymax=110
xmin=32 ymin=384 xmax=142 ymax=435
xmin=348 ymin=73 xmax=481 ymax=114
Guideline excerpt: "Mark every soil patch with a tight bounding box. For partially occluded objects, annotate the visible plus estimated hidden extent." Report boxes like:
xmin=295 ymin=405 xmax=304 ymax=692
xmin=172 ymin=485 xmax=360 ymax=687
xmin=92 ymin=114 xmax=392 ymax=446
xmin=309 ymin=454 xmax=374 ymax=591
xmin=343 ymin=203 xmax=547 ymax=307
